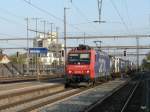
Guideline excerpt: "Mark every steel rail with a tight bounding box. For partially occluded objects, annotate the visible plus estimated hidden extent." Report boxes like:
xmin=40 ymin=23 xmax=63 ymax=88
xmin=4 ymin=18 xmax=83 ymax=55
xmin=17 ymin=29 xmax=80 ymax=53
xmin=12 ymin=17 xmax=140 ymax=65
xmin=120 ymin=82 xmax=140 ymax=112
xmin=0 ymin=84 xmax=65 ymax=111
xmin=21 ymin=83 xmax=105 ymax=112
xmin=84 ymin=80 xmax=130 ymax=112
xmin=0 ymin=84 xmax=100 ymax=112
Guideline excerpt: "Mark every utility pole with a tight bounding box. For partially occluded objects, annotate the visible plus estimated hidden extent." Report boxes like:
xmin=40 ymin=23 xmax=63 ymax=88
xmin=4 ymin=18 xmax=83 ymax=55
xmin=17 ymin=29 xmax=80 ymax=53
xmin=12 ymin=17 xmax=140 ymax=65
xmin=35 ymin=18 xmax=38 ymax=37
xmin=136 ymin=37 xmax=139 ymax=71
xmin=97 ymin=0 xmax=103 ymax=23
xmin=0 ymin=49 xmax=2 ymax=54
xmin=56 ymin=27 xmax=59 ymax=64
xmin=84 ymin=32 xmax=85 ymax=44
xmin=32 ymin=18 xmax=41 ymax=37
xmin=56 ymin=27 xmax=59 ymax=44
xmin=25 ymin=17 xmax=29 ymax=74
xmin=41 ymin=20 xmax=46 ymax=38
xmin=50 ymin=23 xmax=53 ymax=41
xmin=64 ymin=7 xmax=69 ymax=74
xmin=32 ymin=18 xmax=41 ymax=79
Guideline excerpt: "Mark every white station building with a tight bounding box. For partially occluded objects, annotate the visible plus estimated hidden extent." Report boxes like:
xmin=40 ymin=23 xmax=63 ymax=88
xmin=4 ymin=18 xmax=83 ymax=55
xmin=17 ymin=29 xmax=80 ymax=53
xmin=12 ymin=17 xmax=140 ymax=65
xmin=33 ymin=32 xmax=64 ymax=65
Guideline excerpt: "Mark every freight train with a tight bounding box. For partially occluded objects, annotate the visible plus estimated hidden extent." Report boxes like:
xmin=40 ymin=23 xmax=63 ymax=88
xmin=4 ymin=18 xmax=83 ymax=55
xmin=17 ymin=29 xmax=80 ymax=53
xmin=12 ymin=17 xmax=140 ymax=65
xmin=65 ymin=45 xmax=135 ymax=87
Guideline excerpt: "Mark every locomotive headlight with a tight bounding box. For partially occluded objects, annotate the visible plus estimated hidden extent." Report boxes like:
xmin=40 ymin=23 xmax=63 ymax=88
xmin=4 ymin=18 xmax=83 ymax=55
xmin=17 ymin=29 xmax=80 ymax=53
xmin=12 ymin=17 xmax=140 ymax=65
xmin=68 ymin=70 xmax=72 ymax=74
xmin=86 ymin=70 xmax=90 ymax=74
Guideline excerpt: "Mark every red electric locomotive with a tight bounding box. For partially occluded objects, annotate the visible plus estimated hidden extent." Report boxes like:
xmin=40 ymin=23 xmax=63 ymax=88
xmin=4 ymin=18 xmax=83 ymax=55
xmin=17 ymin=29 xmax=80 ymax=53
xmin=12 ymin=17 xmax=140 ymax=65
xmin=65 ymin=44 xmax=110 ymax=87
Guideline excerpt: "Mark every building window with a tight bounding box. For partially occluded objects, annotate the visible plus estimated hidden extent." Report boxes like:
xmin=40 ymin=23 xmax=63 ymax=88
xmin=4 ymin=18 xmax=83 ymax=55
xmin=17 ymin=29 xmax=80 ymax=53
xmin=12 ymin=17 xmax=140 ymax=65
xmin=38 ymin=41 xmax=43 ymax=47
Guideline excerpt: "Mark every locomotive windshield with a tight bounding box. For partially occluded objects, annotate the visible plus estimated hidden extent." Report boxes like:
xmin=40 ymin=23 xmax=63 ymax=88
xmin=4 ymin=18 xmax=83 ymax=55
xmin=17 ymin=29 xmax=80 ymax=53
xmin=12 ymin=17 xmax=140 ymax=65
xmin=68 ymin=53 xmax=90 ymax=64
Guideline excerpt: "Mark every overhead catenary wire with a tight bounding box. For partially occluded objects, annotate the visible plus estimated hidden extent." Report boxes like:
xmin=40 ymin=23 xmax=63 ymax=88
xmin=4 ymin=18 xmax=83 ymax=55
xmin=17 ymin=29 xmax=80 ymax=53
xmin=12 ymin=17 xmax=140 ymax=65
xmin=0 ymin=15 xmax=24 ymax=26
xmin=22 ymin=0 xmax=83 ymax=33
xmin=0 ymin=7 xmax=26 ymax=26
xmin=0 ymin=33 xmax=26 ymax=38
xmin=124 ymin=0 xmax=135 ymax=34
xmin=70 ymin=1 xmax=100 ymax=32
xmin=0 ymin=7 xmax=25 ymax=26
xmin=23 ymin=0 xmax=63 ymax=22
xmin=0 ymin=7 xmax=24 ymax=19
xmin=0 ymin=1 xmax=61 ymax=39
xmin=124 ymin=0 xmax=131 ymax=24
xmin=124 ymin=0 xmax=132 ymax=25
xmin=109 ymin=0 xmax=130 ymax=33
xmin=0 ymin=36 xmax=32 ymax=48
xmin=0 ymin=5 xmax=57 ymax=36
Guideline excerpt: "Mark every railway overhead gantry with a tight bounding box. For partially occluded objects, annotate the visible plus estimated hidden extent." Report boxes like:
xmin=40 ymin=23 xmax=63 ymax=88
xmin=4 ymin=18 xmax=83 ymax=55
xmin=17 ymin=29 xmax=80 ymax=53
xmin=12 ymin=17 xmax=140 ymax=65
xmin=0 ymin=45 xmax=150 ymax=56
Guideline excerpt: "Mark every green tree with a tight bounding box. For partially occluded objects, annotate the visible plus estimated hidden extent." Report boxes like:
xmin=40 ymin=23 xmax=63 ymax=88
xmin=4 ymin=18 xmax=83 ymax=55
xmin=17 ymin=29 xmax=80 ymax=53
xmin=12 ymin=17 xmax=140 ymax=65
xmin=10 ymin=53 xmax=26 ymax=64
xmin=142 ymin=52 xmax=150 ymax=70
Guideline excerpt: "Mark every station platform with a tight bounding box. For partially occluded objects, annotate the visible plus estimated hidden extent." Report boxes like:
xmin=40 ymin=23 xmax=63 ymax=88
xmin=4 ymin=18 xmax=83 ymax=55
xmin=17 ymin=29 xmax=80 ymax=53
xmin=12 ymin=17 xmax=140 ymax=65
xmin=38 ymin=78 xmax=128 ymax=112
xmin=0 ymin=78 xmax=64 ymax=91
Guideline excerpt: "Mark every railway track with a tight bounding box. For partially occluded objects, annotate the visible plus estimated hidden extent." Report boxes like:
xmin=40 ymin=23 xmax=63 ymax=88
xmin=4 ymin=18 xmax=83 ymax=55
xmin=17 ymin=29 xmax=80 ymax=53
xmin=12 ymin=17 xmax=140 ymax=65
xmin=0 ymin=74 xmax=64 ymax=83
xmin=120 ymin=82 xmax=143 ymax=112
xmin=0 ymin=84 xmax=65 ymax=112
xmin=84 ymin=72 xmax=148 ymax=112
xmin=0 ymin=82 xmax=102 ymax=112
xmin=0 ymin=77 xmax=129 ymax=112
xmin=121 ymin=77 xmax=150 ymax=112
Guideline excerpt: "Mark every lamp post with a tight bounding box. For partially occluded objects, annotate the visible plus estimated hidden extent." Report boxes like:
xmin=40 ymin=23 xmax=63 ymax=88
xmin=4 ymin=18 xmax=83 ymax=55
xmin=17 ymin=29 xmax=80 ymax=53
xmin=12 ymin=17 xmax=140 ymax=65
xmin=41 ymin=20 xmax=46 ymax=38
xmin=136 ymin=37 xmax=139 ymax=71
xmin=31 ymin=18 xmax=41 ymax=76
xmin=50 ymin=23 xmax=53 ymax=41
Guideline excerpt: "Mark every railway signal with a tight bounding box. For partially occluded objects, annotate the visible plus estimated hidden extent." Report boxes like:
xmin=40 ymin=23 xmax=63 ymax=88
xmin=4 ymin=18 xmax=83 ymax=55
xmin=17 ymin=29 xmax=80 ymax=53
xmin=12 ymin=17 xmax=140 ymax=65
xmin=0 ymin=49 xmax=2 ymax=54
xmin=16 ymin=51 xmax=19 ymax=57
xmin=124 ymin=50 xmax=126 ymax=56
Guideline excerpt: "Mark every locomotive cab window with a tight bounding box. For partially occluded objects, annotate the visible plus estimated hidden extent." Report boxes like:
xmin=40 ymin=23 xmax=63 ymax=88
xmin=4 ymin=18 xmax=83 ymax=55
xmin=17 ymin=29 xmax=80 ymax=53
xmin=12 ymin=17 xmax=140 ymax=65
xmin=68 ymin=53 xmax=90 ymax=64
xmin=80 ymin=54 xmax=89 ymax=58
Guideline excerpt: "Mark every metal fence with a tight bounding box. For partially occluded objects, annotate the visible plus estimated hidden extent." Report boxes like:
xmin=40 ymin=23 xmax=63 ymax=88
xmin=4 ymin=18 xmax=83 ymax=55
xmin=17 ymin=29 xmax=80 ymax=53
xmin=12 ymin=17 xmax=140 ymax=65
xmin=0 ymin=63 xmax=64 ymax=77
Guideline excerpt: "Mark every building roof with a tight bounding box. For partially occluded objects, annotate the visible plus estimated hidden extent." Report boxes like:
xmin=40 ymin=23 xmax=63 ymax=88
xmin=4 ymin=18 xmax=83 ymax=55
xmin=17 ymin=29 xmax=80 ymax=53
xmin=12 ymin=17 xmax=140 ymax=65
xmin=0 ymin=54 xmax=10 ymax=62
xmin=0 ymin=54 xmax=5 ymax=60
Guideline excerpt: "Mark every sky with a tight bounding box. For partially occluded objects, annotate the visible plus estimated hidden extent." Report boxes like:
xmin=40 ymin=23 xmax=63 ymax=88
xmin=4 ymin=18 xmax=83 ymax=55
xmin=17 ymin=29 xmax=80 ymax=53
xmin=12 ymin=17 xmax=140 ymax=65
xmin=0 ymin=0 xmax=150 ymax=36
xmin=0 ymin=0 xmax=150 ymax=63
